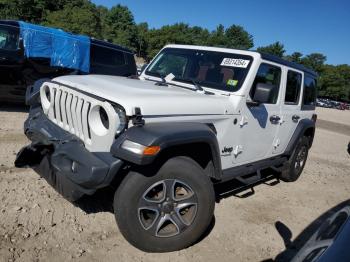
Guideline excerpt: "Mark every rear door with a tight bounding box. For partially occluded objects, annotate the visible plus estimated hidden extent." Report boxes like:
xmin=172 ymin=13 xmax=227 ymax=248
xmin=273 ymin=68 xmax=303 ymax=154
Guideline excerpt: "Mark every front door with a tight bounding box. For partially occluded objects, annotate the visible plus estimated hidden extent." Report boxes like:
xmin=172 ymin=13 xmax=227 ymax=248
xmin=233 ymin=62 xmax=283 ymax=165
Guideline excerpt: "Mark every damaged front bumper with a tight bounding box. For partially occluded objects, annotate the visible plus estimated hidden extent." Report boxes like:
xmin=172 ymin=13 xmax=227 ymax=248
xmin=15 ymin=106 xmax=124 ymax=201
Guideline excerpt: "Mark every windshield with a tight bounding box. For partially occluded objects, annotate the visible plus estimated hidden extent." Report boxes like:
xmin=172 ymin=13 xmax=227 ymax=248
xmin=145 ymin=48 xmax=253 ymax=91
xmin=0 ymin=25 xmax=20 ymax=51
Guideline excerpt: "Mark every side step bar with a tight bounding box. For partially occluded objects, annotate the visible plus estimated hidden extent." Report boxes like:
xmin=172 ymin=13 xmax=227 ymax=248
xmin=215 ymin=169 xmax=280 ymax=200
xmin=221 ymin=156 xmax=286 ymax=182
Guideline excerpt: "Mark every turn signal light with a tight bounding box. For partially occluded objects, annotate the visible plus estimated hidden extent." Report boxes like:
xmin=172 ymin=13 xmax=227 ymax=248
xmin=143 ymin=146 xmax=161 ymax=156
xmin=121 ymin=140 xmax=160 ymax=156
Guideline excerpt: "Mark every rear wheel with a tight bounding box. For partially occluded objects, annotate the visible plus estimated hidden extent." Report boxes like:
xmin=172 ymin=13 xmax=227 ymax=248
xmin=280 ymin=136 xmax=310 ymax=182
xmin=114 ymin=156 xmax=215 ymax=252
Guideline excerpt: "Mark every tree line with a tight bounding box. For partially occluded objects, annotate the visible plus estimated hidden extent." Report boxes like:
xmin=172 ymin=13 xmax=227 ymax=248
xmin=0 ymin=0 xmax=349 ymax=101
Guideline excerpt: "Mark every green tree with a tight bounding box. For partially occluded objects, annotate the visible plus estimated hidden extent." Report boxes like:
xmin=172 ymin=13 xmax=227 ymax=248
xmin=224 ymin=25 xmax=253 ymax=49
xmin=0 ymin=0 xmax=86 ymax=23
xmin=146 ymin=23 xmax=196 ymax=59
xmin=301 ymin=53 xmax=327 ymax=74
xmin=44 ymin=1 xmax=102 ymax=38
xmin=257 ymin=41 xmax=285 ymax=57
xmin=208 ymin=24 xmax=226 ymax=47
xmin=96 ymin=5 xmax=109 ymax=40
xmin=318 ymin=64 xmax=350 ymax=101
xmin=135 ymin=22 xmax=149 ymax=57
xmin=104 ymin=4 xmax=137 ymax=49
xmin=189 ymin=26 xmax=210 ymax=46
xmin=285 ymin=52 xmax=303 ymax=63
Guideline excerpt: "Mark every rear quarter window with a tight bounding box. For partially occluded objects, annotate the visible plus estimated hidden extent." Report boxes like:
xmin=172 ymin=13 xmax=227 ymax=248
xmin=91 ymin=44 xmax=126 ymax=67
xmin=285 ymin=70 xmax=302 ymax=105
xmin=303 ymin=76 xmax=317 ymax=108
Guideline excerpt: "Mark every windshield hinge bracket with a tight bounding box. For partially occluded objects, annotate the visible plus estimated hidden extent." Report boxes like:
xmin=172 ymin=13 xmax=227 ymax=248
xmin=132 ymin=107 xmax=145 ymax=126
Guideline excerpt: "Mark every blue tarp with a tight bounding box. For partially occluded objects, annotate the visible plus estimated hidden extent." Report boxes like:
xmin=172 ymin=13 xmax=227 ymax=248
xmin=19 ymin=21 xmax=90 ymax=73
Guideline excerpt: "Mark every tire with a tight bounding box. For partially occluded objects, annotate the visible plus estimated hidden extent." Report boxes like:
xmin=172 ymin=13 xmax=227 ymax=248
xmin=280 ymin=136 xmax=310 ymax=182
xmin=114 ymin=156 xmax=215 ymax=252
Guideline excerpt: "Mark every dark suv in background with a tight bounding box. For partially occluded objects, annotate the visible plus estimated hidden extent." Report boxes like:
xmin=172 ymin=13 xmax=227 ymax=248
xmin=0 ymin=20 xmax=136 ymax=103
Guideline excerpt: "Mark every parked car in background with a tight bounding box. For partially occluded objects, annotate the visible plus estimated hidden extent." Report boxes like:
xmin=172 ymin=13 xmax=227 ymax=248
xmin=0 ymin=20 xmax=137 ymax=103
xmin=316 ymin=98 xmax=349 ymax=110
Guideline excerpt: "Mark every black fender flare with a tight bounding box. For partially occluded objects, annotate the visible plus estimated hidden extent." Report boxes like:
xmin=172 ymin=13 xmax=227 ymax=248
xmin=111 ymin=122 xmax=222 ymax=178
xmin=284 ymin=118 xmax=315 ymax=157
xmin=25 ymin=78 xmax=51 ymax=106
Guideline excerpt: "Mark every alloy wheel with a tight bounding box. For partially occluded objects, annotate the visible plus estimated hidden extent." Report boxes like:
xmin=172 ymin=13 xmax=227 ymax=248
xmin=138 ymin=179 xmax=198 ymax=238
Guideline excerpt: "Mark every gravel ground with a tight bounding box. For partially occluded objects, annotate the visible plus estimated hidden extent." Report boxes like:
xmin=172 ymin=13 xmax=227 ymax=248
xmin=0 ymin=105 xmax=349 ymax=262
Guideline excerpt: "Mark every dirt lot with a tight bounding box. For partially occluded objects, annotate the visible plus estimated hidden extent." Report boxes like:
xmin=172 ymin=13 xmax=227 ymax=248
xmin=0 ymin=105 xmax=349 ymax=262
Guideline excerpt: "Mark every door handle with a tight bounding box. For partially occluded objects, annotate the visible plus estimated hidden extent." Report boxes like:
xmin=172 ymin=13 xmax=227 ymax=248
xmin=292 ymin=115 xmax=300 ymax=122
xmin=270 ymin=115 xmax=280 ymax=123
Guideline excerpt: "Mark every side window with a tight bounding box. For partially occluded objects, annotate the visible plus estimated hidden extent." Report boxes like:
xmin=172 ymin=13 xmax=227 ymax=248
xmin=91 ymin=45 xmax=126 ymax=67
xmin=285 ymin=70 xmax=302 ymax=104
xmin=250 ymin=63 xmax=281 ymax=104
xmin=0 ymin=25 xmax=20 ymax=51
xmin=303 ymin=76 xmax=317 ymax=106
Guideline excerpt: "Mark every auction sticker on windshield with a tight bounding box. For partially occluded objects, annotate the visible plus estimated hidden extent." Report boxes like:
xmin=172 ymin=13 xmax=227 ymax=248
xmin=221 ymin=58 xmax=250 ymax=68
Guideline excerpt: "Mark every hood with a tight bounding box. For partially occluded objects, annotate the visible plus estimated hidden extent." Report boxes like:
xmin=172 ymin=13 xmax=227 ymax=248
xmin=52 ymin=74 xmax=233 ymax=116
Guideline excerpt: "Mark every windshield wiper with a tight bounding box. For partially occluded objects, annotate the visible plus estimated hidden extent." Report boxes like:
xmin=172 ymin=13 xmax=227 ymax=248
xmin=174 ymin=78 xmax=214 ymax=95
xmin=148 ymin=72 xmax=168 ymax=86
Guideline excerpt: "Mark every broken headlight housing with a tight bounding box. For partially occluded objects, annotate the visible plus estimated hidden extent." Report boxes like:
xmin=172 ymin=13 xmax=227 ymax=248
xmin=112 ymin=103 xmax=127 ymax=136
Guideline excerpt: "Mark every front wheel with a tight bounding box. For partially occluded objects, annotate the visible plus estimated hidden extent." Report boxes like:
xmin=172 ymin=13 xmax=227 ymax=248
xmin=114 ymin=156 xmax=215 ymax=252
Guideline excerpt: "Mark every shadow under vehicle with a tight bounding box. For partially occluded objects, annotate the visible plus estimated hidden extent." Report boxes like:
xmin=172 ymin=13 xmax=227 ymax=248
xmin=0 ymin=20 xmax=136 ymax=103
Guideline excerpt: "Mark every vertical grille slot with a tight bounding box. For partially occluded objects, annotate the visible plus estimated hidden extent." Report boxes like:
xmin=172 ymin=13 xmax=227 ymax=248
xmin=54 ymin=88 xmax=62 ymax=124
xmin=66 ymin=93 xmax=74 ymax=132
xmin=76 ymin=98 xmax=84 ymax=140
xmin=82 ymin=101 xmax=91 ymax=141
xmin=70 ymin=96 xmax=79 ymax=136
xmin=52 ymin=88 xmax=57 ymax=120
xmin=60 ymin=91 xmax=68 ymax=127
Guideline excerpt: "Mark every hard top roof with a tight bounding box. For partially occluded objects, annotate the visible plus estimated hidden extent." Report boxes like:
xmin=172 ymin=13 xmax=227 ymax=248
xmin=257 ymin=52 xmax=317 ymax=77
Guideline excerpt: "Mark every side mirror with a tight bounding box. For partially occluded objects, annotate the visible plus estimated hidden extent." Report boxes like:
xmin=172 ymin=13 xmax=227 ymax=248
xmin=252 ymin=83 xmax=277 ymax=104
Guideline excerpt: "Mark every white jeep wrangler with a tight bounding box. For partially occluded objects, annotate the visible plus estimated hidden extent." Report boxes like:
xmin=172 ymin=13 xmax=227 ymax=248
xmin=16 ymin=44 xmax=317 ymax=252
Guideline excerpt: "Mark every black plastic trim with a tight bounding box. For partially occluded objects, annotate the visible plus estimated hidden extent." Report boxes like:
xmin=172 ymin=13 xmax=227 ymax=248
xmin=111 ymin=122 xmax=222 ymax=179
xmin=50 ymin=80 xmax=105 ymax=102
xmin=301 ymin=104 xmax=316 ymax=111
xmin=221 ymin=156 xmax=287 ymax=182
xmin=15 ymin=106 xmax=124 ymax=201
xmin=25 ymin=78 xmax=51 ymax=106
xmin=284 ymin=118 xmax=315 ymax=156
